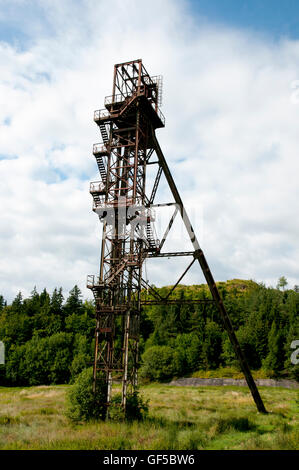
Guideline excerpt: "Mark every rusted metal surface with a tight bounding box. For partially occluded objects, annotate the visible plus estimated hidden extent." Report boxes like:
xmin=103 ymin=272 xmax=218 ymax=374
xmin=87 ymin=59 xmax=266 ymax=417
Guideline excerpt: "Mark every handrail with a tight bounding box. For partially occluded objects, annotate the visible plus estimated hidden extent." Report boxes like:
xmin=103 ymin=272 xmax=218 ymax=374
xmin=93 ymin=143 xmax=108 ymax=154
xmin=87 ymin=274 xmax=101 ymax=288
xmin=94 ymin=109 xmax=110 ymax=121
xmin=104 ymin=94 xmax=127 ymax=105
xmin=133 ymin=208 xmax=156 ymax=221
xmin=95 ymin=96 xmax=165 ymax=125
xmin=90 ymin=181 xmax=105 ymax=193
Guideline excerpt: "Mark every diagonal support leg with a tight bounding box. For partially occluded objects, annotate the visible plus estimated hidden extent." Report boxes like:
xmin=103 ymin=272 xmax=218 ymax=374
xmin=153 ymin=132 xmax=267 ymax=413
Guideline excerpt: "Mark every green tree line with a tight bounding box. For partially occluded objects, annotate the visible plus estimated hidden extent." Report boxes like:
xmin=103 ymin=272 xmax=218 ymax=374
xmin=0 ymin=286 xmax=95 ymax=385
xmin=0 ymin=278 xmax=298 ymax=386
xmin=139 ymin=279 xmax=299 ymax=382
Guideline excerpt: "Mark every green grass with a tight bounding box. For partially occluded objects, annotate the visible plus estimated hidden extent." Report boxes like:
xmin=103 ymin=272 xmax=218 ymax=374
xmin=0 ymin=383 xmax=298 ymax=450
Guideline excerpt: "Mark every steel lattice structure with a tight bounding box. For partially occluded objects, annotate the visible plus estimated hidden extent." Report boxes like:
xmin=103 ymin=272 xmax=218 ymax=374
xmin=87 ymin=59 xmax=266 ymax=416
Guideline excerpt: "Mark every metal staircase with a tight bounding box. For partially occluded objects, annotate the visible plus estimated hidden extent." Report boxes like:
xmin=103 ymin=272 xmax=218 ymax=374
xmin=146 ymin=221 xmax=159 ymax=251
xmin=95 ymin=156 xmax=107 ymax=183
xmin=99 ymin=123 xmax=109 ymax=143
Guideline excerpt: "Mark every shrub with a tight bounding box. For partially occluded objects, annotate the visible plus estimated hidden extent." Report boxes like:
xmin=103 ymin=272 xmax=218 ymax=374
xmin=70 ymin=353 xmax=90 ymax=382
xmin=126 ymin=390 xmax=149 ymax=421
xmin=140 ymin=345 xmax=178 ymax=381
xmin=108 ymin=393 xmax=125 ymax=421
xmin=66 ymin=367 xmax=107 ymax=422
xmin=109 ymin=390 xmax=149 ymax=421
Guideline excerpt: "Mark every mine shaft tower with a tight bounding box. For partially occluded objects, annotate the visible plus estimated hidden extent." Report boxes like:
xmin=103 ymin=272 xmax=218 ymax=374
xmin=87 ymin=59 xmax=266 ymax=416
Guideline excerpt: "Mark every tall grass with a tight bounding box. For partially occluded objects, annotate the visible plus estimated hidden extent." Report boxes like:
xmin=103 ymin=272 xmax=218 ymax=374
xmin=0 ymin=384 xmax=298 ymax=450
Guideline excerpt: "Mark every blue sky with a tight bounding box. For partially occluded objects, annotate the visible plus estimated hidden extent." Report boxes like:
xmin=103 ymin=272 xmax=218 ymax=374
xmin=190 ymin=0 xmax=299 ymax=39
xmin=0 ymin=2 xmax=49 ymax=48
xmin=0 ymin=0 xmax=299 ymax=301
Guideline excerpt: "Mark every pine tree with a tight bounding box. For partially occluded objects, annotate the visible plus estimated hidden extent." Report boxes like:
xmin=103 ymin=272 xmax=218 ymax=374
xmin=63 ymin=286 xmax=84 ymax=317
xmin=263 ymin=321 xmax=285 ymax=374
xmin=51 ymin=288 xmax=64 ymax=314
xmin=12 ymin=292 xmax=23 ymax=312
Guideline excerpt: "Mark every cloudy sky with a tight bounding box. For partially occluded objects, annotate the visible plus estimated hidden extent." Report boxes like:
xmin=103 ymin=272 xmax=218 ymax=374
xmin=0 ymin=0 xmax=299 ymax=302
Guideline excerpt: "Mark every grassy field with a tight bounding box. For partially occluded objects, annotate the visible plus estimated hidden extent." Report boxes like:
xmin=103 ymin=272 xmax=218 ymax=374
xmin=0 ymin=383 xmax=298 ymax=450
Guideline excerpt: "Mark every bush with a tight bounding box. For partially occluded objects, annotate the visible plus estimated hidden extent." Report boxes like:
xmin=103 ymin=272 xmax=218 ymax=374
xmin=66 ymin=367 xmax=107 ymax=422
xmin=126 ymin=390 xmax=149 ymax=421
xmin=140 ymin=345 xmax=178 ymax=381
xmin=109 ymin=390 xmax=149 ymax=421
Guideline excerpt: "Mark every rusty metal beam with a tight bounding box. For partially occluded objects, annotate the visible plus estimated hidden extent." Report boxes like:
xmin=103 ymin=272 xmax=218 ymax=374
xmin=164 ymin=258 xmax=196 ymax=300
xmin=148 ymin=251 xmax=194 ymax=257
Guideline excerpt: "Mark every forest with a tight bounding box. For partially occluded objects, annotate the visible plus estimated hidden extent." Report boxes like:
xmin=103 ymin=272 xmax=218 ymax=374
xmin=0 ymin=278 xmax=298 ymax=387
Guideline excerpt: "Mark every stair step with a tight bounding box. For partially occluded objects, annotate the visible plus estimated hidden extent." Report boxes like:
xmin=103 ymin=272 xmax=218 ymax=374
xmin=146 ymin=222 xmax=159 ymax=250
xmin=99 ymin=124 xmax=109 ymax=143
xmin=96 ymin=156 xmax=107 ymax=182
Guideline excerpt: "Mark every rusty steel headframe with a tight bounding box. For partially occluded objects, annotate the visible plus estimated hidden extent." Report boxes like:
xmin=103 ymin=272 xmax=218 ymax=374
xmin=87 ymin=59 xmax=267 ymax=417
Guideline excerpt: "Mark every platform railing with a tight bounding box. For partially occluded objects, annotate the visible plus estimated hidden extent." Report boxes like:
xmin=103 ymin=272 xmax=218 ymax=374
xmin=94 ymin=109 xmax=110 ymax=121
xmin=90 ymin=181 xmax=105 ymax=193
xmin=93 ymin=143 xmax=108 ymax=154
xmin=94 ymin=100 xmax=165 ymax=125
xmin=87 ymin=274 xmax=101 ymax=289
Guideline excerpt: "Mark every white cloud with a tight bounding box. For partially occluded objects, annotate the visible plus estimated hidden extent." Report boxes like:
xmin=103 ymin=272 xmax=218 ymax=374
xmin=0 ymin=0 xmax=298 ymax=302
